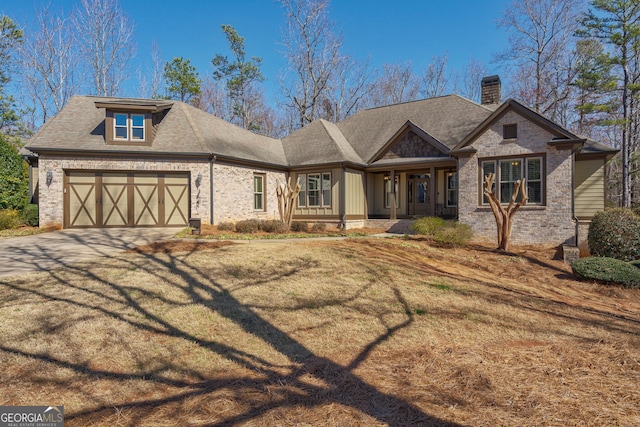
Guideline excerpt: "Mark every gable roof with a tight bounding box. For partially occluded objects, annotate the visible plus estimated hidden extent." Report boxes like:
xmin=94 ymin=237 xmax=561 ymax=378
xmin=336 ymin=95 xmax=494 ymax=163
xmin=371 ymin=120 xmax=452 ymax=163
xmin=452 ymin=98 xmax=580 ymax=152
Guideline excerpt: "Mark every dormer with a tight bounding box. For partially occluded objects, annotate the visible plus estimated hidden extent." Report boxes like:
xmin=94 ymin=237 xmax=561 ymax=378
xmin=94 ymin=99 xmax=173 ymax=145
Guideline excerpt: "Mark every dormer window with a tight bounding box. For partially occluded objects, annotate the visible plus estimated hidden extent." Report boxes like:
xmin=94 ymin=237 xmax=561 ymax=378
xmin=95 ymin=99 xmax=173 ymax=145
xmin=114 ymin=113 xmax=146 ymax=141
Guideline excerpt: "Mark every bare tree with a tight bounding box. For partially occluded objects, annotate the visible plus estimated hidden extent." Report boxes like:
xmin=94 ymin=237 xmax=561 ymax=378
xmin=422 ymin=54 xmax=450 ymax=98
xmin=138 ymin=40 xmax=164 ymax=99
xmin=453 ymin=58 xmax=489 ymax=103
xmin=20 ymin=5 xmax=81 ymax=128
xmin=323 ymin=55 xmax=372 ymax=122
xmin=73 ymin=0 xmax=135 ymax=96
xmin=496 ymin=0 xmax=582 ymax=119
xmin=196 ymin=77 xmax=231 ymax=119
xmin=366 ymin=62 xmax=420 ymax=107
xmin=279 ymin=0 xmax=343 ymax=128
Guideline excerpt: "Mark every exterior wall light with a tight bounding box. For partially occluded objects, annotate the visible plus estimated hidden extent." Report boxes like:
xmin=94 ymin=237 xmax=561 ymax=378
xmin=46 ymin=170 xmax=53 ymax=186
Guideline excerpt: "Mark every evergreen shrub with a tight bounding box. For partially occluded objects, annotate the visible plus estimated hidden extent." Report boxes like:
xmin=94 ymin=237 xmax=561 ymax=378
xmin=588 ymin=208 xmax=640 ymax=261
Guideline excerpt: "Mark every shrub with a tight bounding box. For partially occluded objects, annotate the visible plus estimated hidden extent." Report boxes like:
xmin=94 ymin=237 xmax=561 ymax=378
xmin=235 ymin=219 xmax=260 ymax=233
xmin=21 ymin=204 xmax=38 ymax=227
xmin=290 ymin=221 xmax=309 ymax=232
xmin=217 ymin=221 xmax=235 ymax=232
xmin=0 ymin=209 xmax=21 ymax=230
xmin=571 ymin=257 xmax=640 ymax=289
xmin=410 ymin=217 xmax=473 ymax=247
xmin=432 ymin=222 xmax=473 ymax=247
xmin=588 ymin=208 xmax=640 ymax=261
xmin=0 ymin=134 xmax=29 ymax=211
xmin=411 ymin=217 xmax=445 ymax=236
xmin=259 ymin=219 xmax=288 ymax=233
xmin=311 ymin=222 xmax=327 ymax=232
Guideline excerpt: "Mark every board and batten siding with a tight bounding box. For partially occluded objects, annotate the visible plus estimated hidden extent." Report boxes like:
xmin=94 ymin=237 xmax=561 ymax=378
xmin=345 ymin=169 xmax=365 ymax=216
xmin=574 ymin=158 xmax=605 ymax=220
xmin=292 ymin=167 xmax=341 ymax=217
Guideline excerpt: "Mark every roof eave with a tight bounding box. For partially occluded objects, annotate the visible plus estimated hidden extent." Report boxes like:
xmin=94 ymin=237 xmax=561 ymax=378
xmin=453 ymin=99 xmax=580 ymax=151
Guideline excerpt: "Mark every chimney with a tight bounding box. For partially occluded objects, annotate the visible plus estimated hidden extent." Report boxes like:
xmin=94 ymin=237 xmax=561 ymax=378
xmin=481 ymin=75 xmax=501 ymax=105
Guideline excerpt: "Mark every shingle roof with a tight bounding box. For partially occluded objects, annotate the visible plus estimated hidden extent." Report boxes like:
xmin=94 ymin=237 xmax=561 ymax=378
xmin=25 ymin=94 xmax=617 ymax=168
xmin=26 ymin=95 xmax=287 ymax=165
xmin=281 ymin=119 xmax=363 ymax=166
xmin=336 ymin=95 xmax=494 ymax=162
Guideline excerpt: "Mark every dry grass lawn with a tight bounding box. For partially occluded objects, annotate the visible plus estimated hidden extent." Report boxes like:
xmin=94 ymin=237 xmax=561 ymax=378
xmin=0 ymin=237 xmax=639 ymax=426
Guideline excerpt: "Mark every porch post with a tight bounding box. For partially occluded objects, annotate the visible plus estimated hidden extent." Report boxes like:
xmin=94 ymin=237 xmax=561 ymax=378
xmin=390 ymin=169 xmax=397 ymax=220
xmin=429 ymin=166 xmax=436 ymax=216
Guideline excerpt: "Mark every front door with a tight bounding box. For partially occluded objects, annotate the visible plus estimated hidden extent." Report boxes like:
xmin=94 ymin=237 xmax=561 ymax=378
xmin=408 ymin=176 xmax=430 ymax=216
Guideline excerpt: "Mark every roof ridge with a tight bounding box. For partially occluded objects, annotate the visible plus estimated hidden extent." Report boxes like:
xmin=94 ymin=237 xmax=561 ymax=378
xmin=178 ymin=102 xmax=208 ymax=153
xmin=318 ymin=119 xmax=362 ymax=163
xmin=359 ymin=94 xmax=458 ymax=112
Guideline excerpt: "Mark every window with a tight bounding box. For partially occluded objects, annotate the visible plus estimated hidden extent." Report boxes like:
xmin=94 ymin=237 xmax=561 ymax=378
xmin=254 ymin=174 xmax=265 ymax=211
xmin=322 ymin=173 xmax=331 ymax=206
xmin=297 ymin=172 xmax=331 ymax=208
xmin=482 ymin=161 xmax=495 ymax=204
xmin=481 ymin=157 xmax=543 ymax=205
xmin=113 ymin=113 xmax=146 ymax=141
xmin=503 ymin=124 xmax=517 ymax=139
xmin=298 ymin=175 xmax=306 ymax=207
xmin=446 ymin=172 xmax=458 ymax=207
xmin=384 ymin=175 xmax=399 ymax=209
xmin=308 ymin=174 xmax=320 ymax=206
xmin=499 ymin=159 xmax=521 ymax=203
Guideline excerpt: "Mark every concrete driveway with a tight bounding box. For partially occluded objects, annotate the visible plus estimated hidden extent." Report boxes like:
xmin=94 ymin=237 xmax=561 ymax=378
xmin=0 ymin=228 xmax=178 ymax=278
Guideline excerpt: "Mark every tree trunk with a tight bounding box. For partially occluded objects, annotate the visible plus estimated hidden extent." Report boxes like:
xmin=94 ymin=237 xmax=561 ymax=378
xmin=483 ymin=173 xmax=528 ymax=251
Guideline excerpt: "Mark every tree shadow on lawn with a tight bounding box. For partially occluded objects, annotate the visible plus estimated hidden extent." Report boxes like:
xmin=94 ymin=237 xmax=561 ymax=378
xmin=0 ymin=235 xmax=461 ymax=426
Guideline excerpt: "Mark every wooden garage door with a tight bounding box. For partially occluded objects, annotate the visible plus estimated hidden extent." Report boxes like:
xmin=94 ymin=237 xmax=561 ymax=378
xmin=65 ymin=171 xmax=190 ymax=228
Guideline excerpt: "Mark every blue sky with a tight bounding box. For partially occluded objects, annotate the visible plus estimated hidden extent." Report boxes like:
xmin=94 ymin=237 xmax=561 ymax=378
xmin=2 ymin=0 xmax=512 ymax=101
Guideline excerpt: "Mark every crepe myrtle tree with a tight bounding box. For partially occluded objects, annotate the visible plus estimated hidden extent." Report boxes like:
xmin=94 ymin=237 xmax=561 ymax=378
xmin=483 ymin=173 xmax=528 ymax=251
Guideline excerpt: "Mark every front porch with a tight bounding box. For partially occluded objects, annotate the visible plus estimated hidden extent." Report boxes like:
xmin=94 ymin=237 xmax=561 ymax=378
xmin=366 ymin=166 xmax=458 ymax=221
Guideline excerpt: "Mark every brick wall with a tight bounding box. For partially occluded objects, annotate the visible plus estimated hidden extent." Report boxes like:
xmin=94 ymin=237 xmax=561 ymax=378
xmin=212 ymin=162 xmax=286 ymax=224
xmin=457 ymin=110 xmax=577 ymax=246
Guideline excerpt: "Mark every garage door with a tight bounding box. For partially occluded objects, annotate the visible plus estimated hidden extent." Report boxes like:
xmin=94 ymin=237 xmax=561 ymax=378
xmin=65 ymin=171 xmax=190 ymax=228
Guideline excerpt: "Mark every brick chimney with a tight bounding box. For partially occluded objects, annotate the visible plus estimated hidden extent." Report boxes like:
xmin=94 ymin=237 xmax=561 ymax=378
xmin=481 ymin=75 xmax=501 ymax=105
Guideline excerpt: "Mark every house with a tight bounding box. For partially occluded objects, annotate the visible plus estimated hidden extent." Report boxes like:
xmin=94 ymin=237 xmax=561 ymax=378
xmin=24 ymin=76 xmax=617 ymax=247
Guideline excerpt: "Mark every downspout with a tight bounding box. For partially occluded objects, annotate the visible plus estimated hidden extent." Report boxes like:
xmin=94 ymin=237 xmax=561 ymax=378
xmin=340 ymin=163 xmax=347 ymax=229
xmin=571 ymin=149 xmax=580 ymax=247
xmin=209 ymin=154 xmax=216 ymax=225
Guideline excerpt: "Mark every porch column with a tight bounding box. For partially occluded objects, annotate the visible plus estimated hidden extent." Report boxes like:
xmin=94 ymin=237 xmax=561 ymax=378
xmin=390 ymin=169 xmax=397 ymax=220
xmin=429 ymin=166 xmax=436 ymax=216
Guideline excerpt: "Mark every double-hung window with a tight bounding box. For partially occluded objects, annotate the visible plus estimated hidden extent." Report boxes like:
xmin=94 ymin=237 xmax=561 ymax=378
xmin=297 ymin=172 xmax=331 ymax=208
xmin=254 ymin=174 xmax=265 ymax=211
xmin=481 ymin=156 xmax=543 ymax=205
xmin=114 ymin=113 xmax=146 ymax=141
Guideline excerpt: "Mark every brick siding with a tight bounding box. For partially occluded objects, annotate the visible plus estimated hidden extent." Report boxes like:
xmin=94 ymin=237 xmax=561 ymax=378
xmin=457 ymin=110 xmax=577 ymax=246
